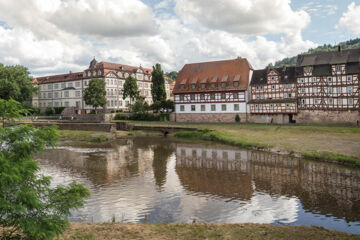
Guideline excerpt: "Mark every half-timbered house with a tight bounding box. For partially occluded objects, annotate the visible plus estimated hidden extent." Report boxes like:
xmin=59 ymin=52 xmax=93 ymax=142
xmin=295 ymin=47 xmax=360 ymax=124
xmin=173 ymin=58 xmax=253 ymax=122
xmin=248 ymin=66 xmax=297 ymax=124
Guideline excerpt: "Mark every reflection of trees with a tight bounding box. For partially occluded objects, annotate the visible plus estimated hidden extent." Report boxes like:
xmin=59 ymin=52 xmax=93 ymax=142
xmin=175 ymin=144 xmax=360 ymax=222
xmin=152 ymin=144 xmax=173 ymax=188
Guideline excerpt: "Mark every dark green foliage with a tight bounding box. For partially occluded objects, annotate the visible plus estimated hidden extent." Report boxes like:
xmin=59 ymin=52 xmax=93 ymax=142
xmin=114 ymin=113 xmax=161 ymax=121
xmin=22 ymin=103 xmax=40 ymax=115
xmin=0 ymin=99 xmax=27 ymax=127
xmin=151 ymin=64 xmax=167 ymax=103
xmin=269 ymin=38 xmax=360 ymax=67
xmin=54 ymin=107 xmax=65 ymax=115
xmin=45 ymin=107 xmax=53 ymax=115
xmin=123 ymin=76 xmax=140 ymax=105
xmin=83 ymin=78 xmax=106 ymax=112
xmin=235 ymin=114 xmax=240 ymax=122
xmin=0 ymin=125 xmax=90 ymax=239
xmin=150 ymin=100 xmax=174 ymax=113
xmin=0 ymin=63 xmax=37 ymax=103
xmin=166 ymin=71 xmax=178 ymax=82
xmin=130 ymin=99 xmax=149 ymax=113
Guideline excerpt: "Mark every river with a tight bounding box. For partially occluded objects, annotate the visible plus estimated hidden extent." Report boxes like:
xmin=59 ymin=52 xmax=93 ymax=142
xmin=36 ymin=137 xmax=360 ymax=234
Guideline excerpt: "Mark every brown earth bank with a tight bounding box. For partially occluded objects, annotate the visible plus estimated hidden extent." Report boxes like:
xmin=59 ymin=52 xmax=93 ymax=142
xmin=59 ymin=222 xmax=360 ymax=240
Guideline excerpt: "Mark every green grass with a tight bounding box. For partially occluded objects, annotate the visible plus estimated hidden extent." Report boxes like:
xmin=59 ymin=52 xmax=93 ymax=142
xmin=59 ymin=130 xmax=112 ymax=143
xmin=302 ymin=151 xmax=360 ymax=167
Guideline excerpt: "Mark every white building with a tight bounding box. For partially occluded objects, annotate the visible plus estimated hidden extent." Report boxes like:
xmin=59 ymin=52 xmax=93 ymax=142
xmin=32 ymin=58 xmax=170 ymax=113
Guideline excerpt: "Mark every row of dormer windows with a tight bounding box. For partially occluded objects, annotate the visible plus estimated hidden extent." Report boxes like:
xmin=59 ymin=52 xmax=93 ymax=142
xmin=181 ymin=81 xmax=239 ymax=90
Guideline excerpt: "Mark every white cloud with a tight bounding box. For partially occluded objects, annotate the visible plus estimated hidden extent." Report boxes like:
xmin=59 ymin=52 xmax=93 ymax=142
xmin=338 ymin=2 xmax=360 ymax=35
xmin=174 ymin=0 xmax=311 ymax=35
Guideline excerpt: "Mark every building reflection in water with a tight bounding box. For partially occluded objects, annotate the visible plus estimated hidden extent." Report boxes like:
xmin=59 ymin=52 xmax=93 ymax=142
xmin=36 ymin=137 xmax=360 ymax=232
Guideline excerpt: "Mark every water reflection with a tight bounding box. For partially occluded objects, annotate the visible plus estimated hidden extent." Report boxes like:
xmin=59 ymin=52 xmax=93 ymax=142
xmin=36 ymin=138 xmax=360 ymax=233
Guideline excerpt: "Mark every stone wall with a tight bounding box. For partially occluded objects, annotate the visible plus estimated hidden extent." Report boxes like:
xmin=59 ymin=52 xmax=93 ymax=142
xmin=25 ymin=122 xmax=116 ymax=132
xmin=248 ymin=114 xmax=290 ymax=124
xmin=175 ymin=113 xmax=247 ymax=122
xmin=295 ymin=110 xmax=360 ymax=125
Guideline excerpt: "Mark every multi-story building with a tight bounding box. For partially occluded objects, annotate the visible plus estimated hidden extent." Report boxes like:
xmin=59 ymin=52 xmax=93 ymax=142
xmin=248 ymin=67 xmax=297 ymax=124
xmin=173 ymin=58 xmax=253 ymax=122
xmin=32 ymin=58 xmax=170 ymax=113
xmin=295 ymin=47 xmax=360 ymax=124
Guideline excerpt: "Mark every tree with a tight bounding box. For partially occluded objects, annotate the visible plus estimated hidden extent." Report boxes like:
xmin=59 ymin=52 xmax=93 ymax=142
xmin=0 ymin=98 xmax=27 ymax=127
xmin=151 ymin=64 xmax=167 ymax=103
xmin=123 ymin=76 xmax=139 ymax=106
xmin=166 ymin=71 xmax=178 ymax=82
xmin=0 ymin=63 xmax=37 ymax=103
xmin=83 ymin=78 xmax=106 ymax=113
xmin=0 ymin=123 xmax=90 ymax=239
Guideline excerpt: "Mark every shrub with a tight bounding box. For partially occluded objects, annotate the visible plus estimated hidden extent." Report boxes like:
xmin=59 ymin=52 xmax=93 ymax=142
xmin=235 ymin=114 xmax=240 ymax=122
xmin=114 ymin=113 xmax=129 ymax=120
xmin=111 ymin=110 xmax=115 ymax=113
xmin=54 ymin=107 xmax=65 ymax=115
xmin=45 ymin=107 xmax=53 ymax=115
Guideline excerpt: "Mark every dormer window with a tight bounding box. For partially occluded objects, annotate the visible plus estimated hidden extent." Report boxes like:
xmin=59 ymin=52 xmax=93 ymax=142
xmin=93 ymin=71 xmax=96 ymax=76
xmin=336 ymin=65 xmax=342 ymax=72
xmin=211 ymin=83 xmax=216 ymax=88
xmin=124 ymin=73 xmax=129 ymax=78
xmin=83 ymin=72 xmax=86 ymax=77
xmin=98 ymin=70 xmax=101 ymax=75
xmin=180 ymin=84 xmax=185 ymax=90
xmin=304 ymin=66 xmax=311 ymax=74
xmin=87 ymin=72 xmax=91 ymax=77
xmin=191 ymin=84 xmax=196 ymax=89
xmin=201 ymin=83 xmax=206 ymax=89
xmin=233 ymin=81 xmax=239 ymax=87
xmin=271 ymin=76 xmax=275 ymax=81
xmin=221 ymin=82 xmax=226 ymax=88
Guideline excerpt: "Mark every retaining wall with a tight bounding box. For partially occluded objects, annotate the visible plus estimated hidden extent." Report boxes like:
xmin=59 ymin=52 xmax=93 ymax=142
xmin=175 ymin=113 xmax=247 ymax=122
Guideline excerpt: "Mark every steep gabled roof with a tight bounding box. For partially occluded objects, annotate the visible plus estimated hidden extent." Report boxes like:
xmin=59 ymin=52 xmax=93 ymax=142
xmin=250 ymin=66 xmax=296 ymax=86
xmin=296 ymin=48 xmax=360 ymax=67
xmin=35 ymin=72 xmax=84 ymax=84
xmin=174 ymin=58 xmax=252 ymax=93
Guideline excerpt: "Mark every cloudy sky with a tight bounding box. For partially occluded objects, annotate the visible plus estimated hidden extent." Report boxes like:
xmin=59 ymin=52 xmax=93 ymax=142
xmin=0 ymin=0 xmax=359 ymax=77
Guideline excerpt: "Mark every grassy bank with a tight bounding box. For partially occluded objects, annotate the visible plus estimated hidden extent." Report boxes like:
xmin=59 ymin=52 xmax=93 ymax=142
xmin=59 ymin=222 xmax=359 ymax=240
xmin=116 ymin=122 xmax=360 ymax=167
xmin=59 ymin=130 xmax=114 ymax=142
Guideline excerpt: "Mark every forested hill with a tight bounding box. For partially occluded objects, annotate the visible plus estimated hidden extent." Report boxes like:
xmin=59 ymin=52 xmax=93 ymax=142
xmin=268 ymin=38 xmax=360 ymax=68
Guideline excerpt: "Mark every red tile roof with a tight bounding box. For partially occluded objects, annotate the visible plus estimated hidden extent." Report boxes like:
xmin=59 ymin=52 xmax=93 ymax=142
xmin=173 ymin=58 xmax=252 ymax=94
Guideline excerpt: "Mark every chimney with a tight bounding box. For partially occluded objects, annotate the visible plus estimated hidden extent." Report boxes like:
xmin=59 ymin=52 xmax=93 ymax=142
xmin=338 ymin=45 xmax=342 ymax=53
xmin=69 ymin=71 xmax=72 ymax=74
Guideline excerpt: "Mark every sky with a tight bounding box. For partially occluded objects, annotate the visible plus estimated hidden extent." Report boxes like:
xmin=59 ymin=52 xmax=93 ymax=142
xmin=0 ymin=0 xmax=359 ymax=77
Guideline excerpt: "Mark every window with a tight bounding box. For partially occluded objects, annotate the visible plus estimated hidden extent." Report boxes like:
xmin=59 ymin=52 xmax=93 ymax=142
xmin=75 ymin=81 xmax=80 ymax=87
xmin=210 ymin=94 xmax=215 ymax=100
xmin=55 ymin=102 xmax=59 ymax=107
xmin=255 ymin=104 xmax=258 ymax=109
xmin=270 ymin=104 xmax=274 ymax=109
xmin=271 ymin=76 xmax=275 ymax=81
xmin=64 ymin=91 xmax=69 ymax=98
xmin=271 ymin=85 xmax=275 ymax=89
xmin=233 ymin=93 xmax=238 ymax=99
xmin=211 ymin=105 xmax=216 ymax=111
xmin=48 ymin=84 xmax=52 ymax=90
xmin=54 ymin=84 xmax=59 ymax=89
xmin=76 ymin=91 xmax=81 ymax=97
xmin=48 ymin=92 xmax=52 ymax=98
xmin=233 ymin=81 xmax=239 ymax=87
xmin=300 ymin=78 xmax=304 ymax=83
xmin=125 ymin=101 xmax=129 ymax=107
xmin=76 ymin=101 xmax=80 ymax=108
xmin=301 ymin=88 xmax=305 ymax=93
xmin=337 ymin=99 xmax=342 ymax=105
xmin=191 ymin=84 xmax=196 ymax=89
xmin=85 ymin=81 xmax=88 ymax=86
xmin=234 ymin=104 xmax=239 ymax=111
xmin=191 ymin=94 xmax=195 ymax=100
xmin=328 ymin=98 xmax=333 ymax=104
xmin=347 ymin=86 xmax=353 ymax=93
xmin=191 ymin=105 xmax=196 ymax=111
xmin=288 ymin=93 xmax=292 ymax=98
xmin=200 ymin=94 xmax=205 ymax=100
xmin=64 ymin=101 xmax=69 ymax=107
xmin=328 ymin=77 xmax=332 ymax=82
xmin=180 ymin=84 xmax=185 ymax=90
xmin=336 ymin=65 xmax=342 ymax=72
xmin=304 ymin=66 xmax=311 ymax=74
xmin=313 ymin=87 xmax=317 ymax=93
xmin=48 ymin=102 xmax=52 ymax=107
xmin=221 ymin=93 xmax=226 ymax=99
xmin=180 ymin=95 xmax=184 ymax=101
xmin=349 ymin=98 xmax=353 ymax=105
xmin=221 ymin=82 xmax=226 ymax=88
xmin=61 ymin=83 xmax=65 ymax=88
xmin=211 ymin=83 xmax=216 ymax=88
xmin=328 ymin=87 xmax=333 ymax=94
xmin=68 ymin=82 xmax=73 ymax=88
xmin=179 ymin=105 xmax=184 ymax=111
xmin=284 ymin=93 xmax=288 ymax=98
xmin=201 ymin=105 xmax=205 ymax=111
xmin=312 ymin=77 xmax=316 ymax=82
xmin=347 ymin=76 xmax=352 ymax=81
xmin=315 ymin=99 xmax=319 ymax=104
xmin=54 ymin=92 xmax=59 ymax=98
xmin=301 ymin=99 xmax=305 ymax=104
xmin=201 ymin=83 xmax=206 ymax=89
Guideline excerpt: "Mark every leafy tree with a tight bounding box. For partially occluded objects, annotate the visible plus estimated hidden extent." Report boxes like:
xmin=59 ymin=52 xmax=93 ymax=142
xmin=150 ymin=100 xmax=174 ymax=113
xmin=123 ymin=76 xmax=139 ymax=106
xmin=151 ymin=64 xmax=167 ymax=103
xmin=166 ymin=71 xmax=178 ymax=82
xmin=45 ymin=107 xmax=54 ymax=116
xmin=0 ymin=98 xmax=27 ymax=127
xmin=83 ymin=78 xmax=106 ymax=113
xmin=0 ymin=63 xmax=37 ymax=103
xmin=130 ymin=99 xmax=149 ymax=113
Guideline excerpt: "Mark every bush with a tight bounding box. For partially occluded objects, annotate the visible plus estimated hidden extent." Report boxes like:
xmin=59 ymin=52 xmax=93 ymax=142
xmin=45 ymin=107 xmax=53 ymax=115
xmin=111 ymin=110 xmax=115 ymax=113
xmin=114 ymin=113 xmax=129 ymax=120
xmin=54 ymin=107 xmax=65 ymax=115
xmin=115 ymin=113 xmax=161 ymax=121
xmin=235 ymin=114 xmax=240 ymax=122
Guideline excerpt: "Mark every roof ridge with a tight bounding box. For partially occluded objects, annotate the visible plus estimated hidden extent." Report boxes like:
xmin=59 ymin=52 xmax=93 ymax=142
xmin=184 ymin=58 xmax=247 ymax=66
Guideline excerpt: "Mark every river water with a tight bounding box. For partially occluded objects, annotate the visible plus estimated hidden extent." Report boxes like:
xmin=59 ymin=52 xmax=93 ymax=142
xmin=36 ymin=137 xmax=360 ymax=233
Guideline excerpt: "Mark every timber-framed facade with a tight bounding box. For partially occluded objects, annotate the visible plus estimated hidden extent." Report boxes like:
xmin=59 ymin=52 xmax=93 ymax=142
xmin=249 ymin=67 xmax=297 ymax=124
